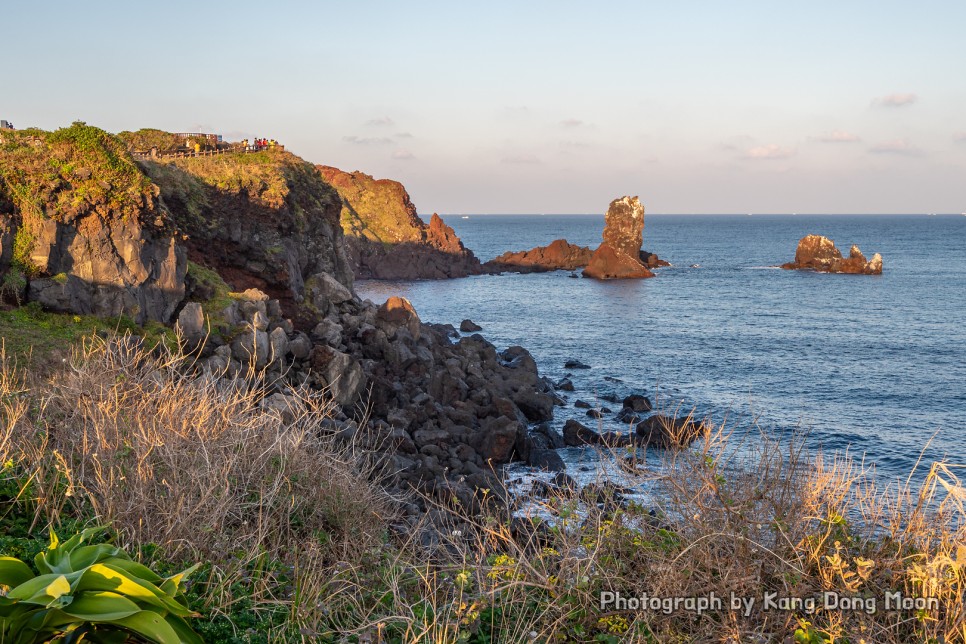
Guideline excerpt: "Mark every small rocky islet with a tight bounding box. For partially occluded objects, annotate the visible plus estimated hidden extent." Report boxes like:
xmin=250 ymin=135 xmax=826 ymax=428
xmin=0 ymin=124 xmax=884 ymax=510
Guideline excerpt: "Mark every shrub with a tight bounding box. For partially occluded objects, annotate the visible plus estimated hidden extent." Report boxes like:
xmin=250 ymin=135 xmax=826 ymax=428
xmin=0 ymin=526 xmax=200 ymax=643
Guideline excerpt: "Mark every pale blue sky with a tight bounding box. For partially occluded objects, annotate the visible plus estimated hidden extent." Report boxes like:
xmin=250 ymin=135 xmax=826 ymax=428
xmin=3 ymin=1 xmax=965 ymax=213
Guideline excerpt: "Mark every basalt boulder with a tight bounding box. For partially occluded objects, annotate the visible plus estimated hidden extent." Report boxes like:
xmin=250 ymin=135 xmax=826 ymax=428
xmin=635 ymin=415 xmax=710 ymax=448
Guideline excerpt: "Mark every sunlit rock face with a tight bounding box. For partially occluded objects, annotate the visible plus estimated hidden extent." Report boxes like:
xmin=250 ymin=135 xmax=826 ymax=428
xmin=782 ymin=235 xmax=883 ymax=275
xmin=583 ymin=196 xmax=655 ymax=280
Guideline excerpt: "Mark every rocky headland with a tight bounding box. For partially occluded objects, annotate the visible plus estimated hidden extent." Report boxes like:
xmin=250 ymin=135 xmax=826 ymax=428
xmin=2 ymin=125 xmax=618 ymax=504
xmin=781 ymin=234 xmax=883 ymax=275
xmin=318 ymin=165 xmax=482 ymax=280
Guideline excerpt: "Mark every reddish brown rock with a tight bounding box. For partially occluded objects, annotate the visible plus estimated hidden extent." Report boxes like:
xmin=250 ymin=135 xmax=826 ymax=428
xmin=781 ymin=235 xmax=882 ymax=275
xmin=318 ymin=165 xmax=482 ymax=280
xmin=376 ymin=296 xmax=421 ymax=340
xmin=583 ymin=196 xmax=656 ymax=280
xmin=484 ymin=239 xmax=594 ymax=273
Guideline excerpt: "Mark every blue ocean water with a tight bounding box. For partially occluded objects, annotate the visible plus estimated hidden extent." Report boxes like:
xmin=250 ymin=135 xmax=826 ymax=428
xmin=357 ymin=214 xmax=966 ymax=483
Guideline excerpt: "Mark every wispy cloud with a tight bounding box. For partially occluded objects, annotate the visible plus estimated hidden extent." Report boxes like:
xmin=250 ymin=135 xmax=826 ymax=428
xmin=501 ymin=154 xmax=540 ymax=164
xmin=342 ymin=135 xmax=394 ymax=145
xmin=559 ymin=140 xmax=592 ymax=149
xmin=954 ymin=132 xmax=966 ymax=143
xmin=391 ymin=149 xmax=415 ymax=160
xmin=365 ymin=116 xmax=394 ymax=127
xmin=395 ymin=132 xmax=413 ymax=139
xmin=869 ymin=139 xmax=922 ymax=156
xmin=560 ymin=118 xmax=585 ymax=128
xmin=812 ymin=129 xmax=861 ymax=143
xmin=872 ymin=93 xmax=918 ymax=108
xmin=744 ymin=144 xmax=795 ymax=160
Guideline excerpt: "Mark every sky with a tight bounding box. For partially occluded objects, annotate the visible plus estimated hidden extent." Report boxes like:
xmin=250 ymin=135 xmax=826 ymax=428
xmin=3 ymin=1 xmax=965 ymax=214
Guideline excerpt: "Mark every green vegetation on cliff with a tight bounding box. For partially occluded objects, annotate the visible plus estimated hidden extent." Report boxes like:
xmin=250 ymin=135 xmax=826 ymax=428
xmin=144 ymin=149 xmax=340 ymax=233
xmin=0 ymin=122 xmax=155 ymax=226
xmin=318 ymin=165 xmax=424 ymax=244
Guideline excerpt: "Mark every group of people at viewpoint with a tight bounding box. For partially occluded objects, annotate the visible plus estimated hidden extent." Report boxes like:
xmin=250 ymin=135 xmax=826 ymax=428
xmin=242 ymin=138 xmax=278 ymax=151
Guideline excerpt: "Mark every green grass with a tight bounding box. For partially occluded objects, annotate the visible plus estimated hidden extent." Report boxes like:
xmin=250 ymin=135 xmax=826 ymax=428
xmin=0 ymin=303 xmax=173 ymax=371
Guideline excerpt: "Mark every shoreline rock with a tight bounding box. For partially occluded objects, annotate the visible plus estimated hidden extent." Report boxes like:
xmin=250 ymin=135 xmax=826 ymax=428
xmin=781 ymin=235 xmax=883 ymax=275
xmin=485 ymin=239 xmax=594 ymax=273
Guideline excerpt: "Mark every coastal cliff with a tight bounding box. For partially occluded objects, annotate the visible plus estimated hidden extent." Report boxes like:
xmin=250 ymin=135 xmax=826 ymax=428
xmin=318 ymin=165 xmax=483 ymax=280
xmin=0 ymin=123 xmax=186 ymax=322
xmin=1 ymin=126 xmax=558 ymax=497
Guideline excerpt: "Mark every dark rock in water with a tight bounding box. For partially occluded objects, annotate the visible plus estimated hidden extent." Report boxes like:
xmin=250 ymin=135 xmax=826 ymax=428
xmin=460 ymin=318 xmax=483 ymax=332
xmin=640 ymin=250 xmax=672 ymax=268
xmin=568 ymin=272 xmax=579 ymax=278
xmin=781 ymin=235 xmax=882 ymax=275
xmin=565 ymin=358 xmax=591 ymax=369
xmin=555 ymin=377 xmax=575 ymax=391
xmin=583 ymin=196 xmax=655 ymax=280
xmin=574 ymin=399 xmax=592 ymax=409
xmin=635 ymin=415 xmax=710 ymax=448
xmin=427 ymin=322 xmax=459 ymax=339
xmin=616 ymin=408 xmax=643 ymax=424
xmin=599 ymin=431 xmax=633 ymax=448
xmin=551 ymin=472 xmax=578 ymax=493
xmin=581 ymin=482 xmax=630 ymax=508
xmin=484 ymin=238 xmax=594 ymax=274
xmin=603 ymin=376 xmax=623 ymax=383
xmin=532 ymin=421 xmax=566 ymax=449
xmin=527 ymin=448 xmax=566 ymax=472
xmin=623 ymin=394 xmax=653 ymax=413
xmin=563 ymin=419 xmax=599 ymax=446
xmin=599 ymin=392 xmax=621 ymax=404
xmin=586 ymin=408 xmax=604 ymax=419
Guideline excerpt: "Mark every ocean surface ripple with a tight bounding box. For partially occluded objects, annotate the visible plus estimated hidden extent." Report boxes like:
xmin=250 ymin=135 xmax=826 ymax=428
xmin=357 ymin=214 xmax=966 ymax=484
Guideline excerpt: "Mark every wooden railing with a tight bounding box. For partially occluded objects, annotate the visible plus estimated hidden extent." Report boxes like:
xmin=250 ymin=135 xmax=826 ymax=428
xmin=131 ymin=145 xmax=283 ymax=161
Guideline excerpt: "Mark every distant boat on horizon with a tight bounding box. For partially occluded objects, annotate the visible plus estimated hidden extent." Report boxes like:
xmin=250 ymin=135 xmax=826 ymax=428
xmin=461 ymin=216 xmax=469 ymax=219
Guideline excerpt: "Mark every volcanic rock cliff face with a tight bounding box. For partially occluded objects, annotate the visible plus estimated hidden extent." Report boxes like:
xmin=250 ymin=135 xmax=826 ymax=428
xmin=781 ymin=235 xmax=883 ymax=275
xmin=318 ymin=165 xmax=482 ymax=280
xmin=583 ymin=196 xmax=655 ymax=279
xmin=142 ymin=150 xmax=353 ymax=320
xmin=0 ymin=124 xmax=185 ymax=322
xmin=2 ymin=125 xmax=560 ymax=499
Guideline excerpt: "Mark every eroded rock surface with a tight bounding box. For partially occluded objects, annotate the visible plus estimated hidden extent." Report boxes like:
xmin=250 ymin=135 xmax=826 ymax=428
xmin=485 ymin=239 xmax=594 ymax=274
xmin=583 ymin=196 xmax=656 ymax=280
xmin=319 ymin=166 xmax=482 ymax=280
xmin=781 ymin=235 xmax=883 ymax=274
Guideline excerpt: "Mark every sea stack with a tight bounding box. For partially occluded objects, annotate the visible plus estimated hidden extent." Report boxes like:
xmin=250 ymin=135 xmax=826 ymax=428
xmin=582 ymin=196 xmax=655 ymax=279
xmin=781 ymin=235 xmax=882 ymax=275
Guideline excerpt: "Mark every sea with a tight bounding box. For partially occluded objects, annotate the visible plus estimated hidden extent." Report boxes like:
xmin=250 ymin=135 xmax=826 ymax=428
xmin=356 ymin=214 xmax=966 ymax=488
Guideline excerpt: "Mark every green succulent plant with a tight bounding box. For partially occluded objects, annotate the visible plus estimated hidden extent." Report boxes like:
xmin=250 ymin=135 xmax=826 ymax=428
xmin=0 ymin=527 xmax=201 ymax=643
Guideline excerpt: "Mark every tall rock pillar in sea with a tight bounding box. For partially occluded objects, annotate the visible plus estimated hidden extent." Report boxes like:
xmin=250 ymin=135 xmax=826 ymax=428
xmin=582 ymin=196 xmax=655 ymax=279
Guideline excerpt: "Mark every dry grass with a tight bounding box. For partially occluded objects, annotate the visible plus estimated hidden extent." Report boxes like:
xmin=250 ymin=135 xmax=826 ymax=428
xmin=0 ymin=334 xmax=392 ymax=639
xmin=312 ymin=422 xmax=966 ymax=642
xmin=2 ymin=335 xmax=964 ymax=642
